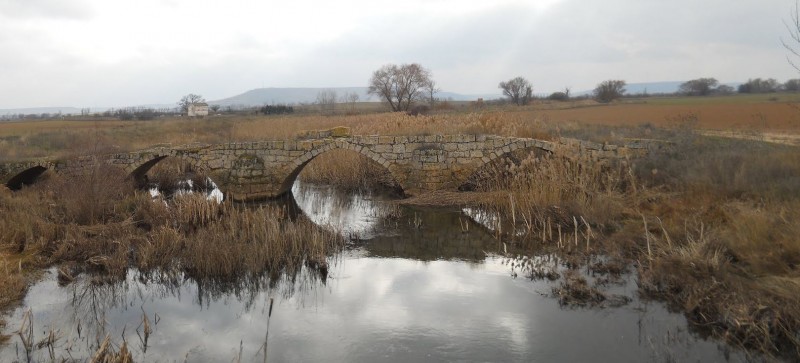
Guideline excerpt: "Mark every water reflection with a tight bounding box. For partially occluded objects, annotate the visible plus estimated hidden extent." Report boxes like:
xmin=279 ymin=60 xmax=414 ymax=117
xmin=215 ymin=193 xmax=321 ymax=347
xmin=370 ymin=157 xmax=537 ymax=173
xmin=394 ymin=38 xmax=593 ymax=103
xmin=291 ymin=182 xmax=397 ymax=239
xmin=0 ymin=183 xmax=755 ymax=362
xmin=291 ymin=181 xmax=501 ymax=261
xmin=149 ymin=177 xmax=224 ymax=203
xmin=1 ymin=258 xmax=744 ymax=362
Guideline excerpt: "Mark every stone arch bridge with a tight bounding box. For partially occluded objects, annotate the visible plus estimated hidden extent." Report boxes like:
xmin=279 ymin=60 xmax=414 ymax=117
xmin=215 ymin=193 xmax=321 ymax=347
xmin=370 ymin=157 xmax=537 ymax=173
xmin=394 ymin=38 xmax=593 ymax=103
xmin=0 ymin=132 xmax=656 ymax=201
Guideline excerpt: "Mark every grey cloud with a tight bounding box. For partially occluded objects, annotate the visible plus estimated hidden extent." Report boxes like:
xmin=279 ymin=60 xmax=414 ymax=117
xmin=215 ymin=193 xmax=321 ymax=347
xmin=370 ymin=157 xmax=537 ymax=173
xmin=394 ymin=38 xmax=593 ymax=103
xmin=0 ymin=0 xmax=93 ymax=20
xmin=0 ymin=0 xmax=798 ymax=108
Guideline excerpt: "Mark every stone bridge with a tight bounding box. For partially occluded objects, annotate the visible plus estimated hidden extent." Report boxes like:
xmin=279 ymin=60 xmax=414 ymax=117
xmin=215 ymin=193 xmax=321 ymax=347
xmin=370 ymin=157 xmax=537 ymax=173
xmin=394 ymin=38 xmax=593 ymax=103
xmin=0 ymin=131 xmax=657 ymax=201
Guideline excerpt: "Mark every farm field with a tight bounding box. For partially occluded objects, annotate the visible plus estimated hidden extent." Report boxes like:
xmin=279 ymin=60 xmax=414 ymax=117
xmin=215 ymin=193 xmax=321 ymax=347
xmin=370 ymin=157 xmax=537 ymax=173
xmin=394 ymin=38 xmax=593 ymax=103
xmin=1 ymin=94 xmax=800 ymax=162
xmin=537 ymin=101 xmax=800 ymax=132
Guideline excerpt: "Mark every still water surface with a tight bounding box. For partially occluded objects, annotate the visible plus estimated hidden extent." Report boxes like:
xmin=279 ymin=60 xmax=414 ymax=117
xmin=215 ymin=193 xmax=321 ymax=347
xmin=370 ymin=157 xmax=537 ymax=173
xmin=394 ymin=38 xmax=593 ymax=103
xmin=0 ymin=182 xmax=753 ymax=362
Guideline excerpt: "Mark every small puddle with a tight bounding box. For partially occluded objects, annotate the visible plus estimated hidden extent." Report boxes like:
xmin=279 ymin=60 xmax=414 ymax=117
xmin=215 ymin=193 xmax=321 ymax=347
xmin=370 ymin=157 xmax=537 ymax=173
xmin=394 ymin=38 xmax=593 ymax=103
xmin=0 ymin=181 xmax=758 ymax=362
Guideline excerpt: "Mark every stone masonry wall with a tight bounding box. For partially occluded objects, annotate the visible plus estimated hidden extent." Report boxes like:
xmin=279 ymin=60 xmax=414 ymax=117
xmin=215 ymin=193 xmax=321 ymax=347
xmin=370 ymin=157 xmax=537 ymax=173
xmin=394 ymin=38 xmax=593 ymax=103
xmin=1 ymin=134 xmax=664 ymax=200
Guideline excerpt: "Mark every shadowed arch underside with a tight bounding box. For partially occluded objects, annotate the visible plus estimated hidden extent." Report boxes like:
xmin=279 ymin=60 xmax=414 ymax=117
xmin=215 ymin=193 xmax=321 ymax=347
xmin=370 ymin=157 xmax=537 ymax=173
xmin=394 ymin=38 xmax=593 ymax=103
xmin=6 ymin=166 xmax=48 ymax=190
xmin=129 ymin=155 xmax=169 ymax=185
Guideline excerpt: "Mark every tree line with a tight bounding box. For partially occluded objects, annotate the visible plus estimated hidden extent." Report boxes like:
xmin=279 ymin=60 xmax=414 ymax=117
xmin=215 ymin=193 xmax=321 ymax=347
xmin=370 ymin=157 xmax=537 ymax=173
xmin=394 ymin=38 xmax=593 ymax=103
xmin=677 ymin=77 xmax=800 ymax=95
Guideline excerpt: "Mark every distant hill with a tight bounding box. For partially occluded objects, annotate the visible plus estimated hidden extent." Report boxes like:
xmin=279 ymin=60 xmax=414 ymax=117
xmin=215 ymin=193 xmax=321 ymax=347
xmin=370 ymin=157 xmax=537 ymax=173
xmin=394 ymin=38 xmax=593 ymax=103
xmin=0 ymin=106 xmax=83 ymax=116
xmin=210 ymin=87 xmax=500 ymax=107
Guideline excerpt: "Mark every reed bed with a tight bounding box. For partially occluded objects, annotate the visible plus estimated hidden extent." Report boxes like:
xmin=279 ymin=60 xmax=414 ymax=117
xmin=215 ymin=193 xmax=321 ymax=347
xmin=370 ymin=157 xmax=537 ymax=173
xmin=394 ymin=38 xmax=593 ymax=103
xmin=469 ymin=125 xmax=800 ymax=358
xmin=0 ymin=168 xmax=344 ymax=345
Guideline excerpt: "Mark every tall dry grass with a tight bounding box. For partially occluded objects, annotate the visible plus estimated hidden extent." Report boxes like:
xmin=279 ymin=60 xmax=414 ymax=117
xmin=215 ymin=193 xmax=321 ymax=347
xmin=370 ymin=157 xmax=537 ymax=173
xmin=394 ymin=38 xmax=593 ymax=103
xmin=297 ymin=149 xmax=400 ymax=192
xmin=0 ymin=164 xmax=344 ymax=341
xmin=466 ymin=149 xmax=633 ymax=250
xmin=471 ymin=122 xmax=800 ymax=358
xmin=0 ymin=110 xmax=556 ymax=162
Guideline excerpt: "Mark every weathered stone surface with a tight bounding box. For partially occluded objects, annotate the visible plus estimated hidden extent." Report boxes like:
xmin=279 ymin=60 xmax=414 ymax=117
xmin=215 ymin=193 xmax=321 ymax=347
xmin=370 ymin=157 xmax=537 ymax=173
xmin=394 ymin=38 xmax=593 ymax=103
xmin=0 ymin=132 xmax=658 ymax=201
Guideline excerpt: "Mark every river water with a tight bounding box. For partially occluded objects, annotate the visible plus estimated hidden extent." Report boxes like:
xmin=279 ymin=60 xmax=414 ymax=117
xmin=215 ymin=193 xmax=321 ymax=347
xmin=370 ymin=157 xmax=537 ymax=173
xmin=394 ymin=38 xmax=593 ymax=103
xmin=0 ymin=182 xmax=755 ymax=362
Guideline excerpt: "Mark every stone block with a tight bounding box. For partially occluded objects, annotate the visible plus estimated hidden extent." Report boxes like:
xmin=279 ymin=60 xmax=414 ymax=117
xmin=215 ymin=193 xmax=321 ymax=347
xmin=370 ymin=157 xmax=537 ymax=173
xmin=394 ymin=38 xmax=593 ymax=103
xmin=330 ymin=126 xmax=350 ymax=137
xmin=208 ymin=159 xmax=223 ymax=169
xmin=603 ymin=143 xmax=618 ymax=151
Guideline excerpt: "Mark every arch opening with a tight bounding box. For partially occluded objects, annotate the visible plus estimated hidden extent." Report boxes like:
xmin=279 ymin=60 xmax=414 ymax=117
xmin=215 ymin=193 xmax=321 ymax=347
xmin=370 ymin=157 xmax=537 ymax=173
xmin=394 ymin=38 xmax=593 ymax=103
xmin=458 ymin=146 xmax=552 ymax=192
xmin=6 ymin=165 xmax=49 ymax=190
xmin=130 ymin=155 xmax=169 ymax=186
xmin=283 ymin=149 xmax=406 ymax=239
xmin=132 ymin=156 xmax=222 ymax=202
xmin=279 ymin=147 xmax=404 ymax=198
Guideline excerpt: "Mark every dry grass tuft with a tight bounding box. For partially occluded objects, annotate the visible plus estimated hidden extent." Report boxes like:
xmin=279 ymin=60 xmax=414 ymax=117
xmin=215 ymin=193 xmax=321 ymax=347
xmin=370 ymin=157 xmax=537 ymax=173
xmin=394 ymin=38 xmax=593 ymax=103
xmin=552 ymin=270 xmax=606 ymax=307
xmin=91 ymin=335 xmax=133 ymax=363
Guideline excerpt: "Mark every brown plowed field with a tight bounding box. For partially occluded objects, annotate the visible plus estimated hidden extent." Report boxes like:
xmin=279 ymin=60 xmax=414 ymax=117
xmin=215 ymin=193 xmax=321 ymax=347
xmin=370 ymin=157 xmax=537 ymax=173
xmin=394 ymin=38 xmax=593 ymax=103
xmin=537 ymin=102 xmax=800 ymax=133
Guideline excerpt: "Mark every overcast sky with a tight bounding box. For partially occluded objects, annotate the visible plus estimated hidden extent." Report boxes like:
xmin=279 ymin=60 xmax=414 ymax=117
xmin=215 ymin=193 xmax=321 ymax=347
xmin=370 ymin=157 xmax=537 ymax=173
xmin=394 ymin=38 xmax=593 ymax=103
xmin=1 ymin=0 xmax=798 ymax=108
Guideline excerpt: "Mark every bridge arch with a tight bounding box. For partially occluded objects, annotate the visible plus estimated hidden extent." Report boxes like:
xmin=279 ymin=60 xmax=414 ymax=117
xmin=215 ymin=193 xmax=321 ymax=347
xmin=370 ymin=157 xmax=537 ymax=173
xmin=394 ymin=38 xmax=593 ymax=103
xmin=130 ymin=155 xmax=169 ymax=185
xmin=458 ymin=140 xmax=554 ymax=191
xmin=128 ymin=154 xmax=208 ymax=188
xmin=277 ymin=140 xmax=405 ymax=196
xmin=5 ymin=165 xmax=49 ymax=190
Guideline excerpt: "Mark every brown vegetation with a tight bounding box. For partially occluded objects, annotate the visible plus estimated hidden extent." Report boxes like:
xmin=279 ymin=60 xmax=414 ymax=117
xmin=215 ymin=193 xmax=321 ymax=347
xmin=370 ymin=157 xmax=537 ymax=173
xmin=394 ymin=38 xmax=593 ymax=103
xmin=2 ymin=96 xmax=799 ymax=162
xmin=0 ymin=163 xmax=343 ymax=343
xmin=2 ymin=99 xmax=800 ymax=358
xmin=297 ymin=149 xmax=400 ymax=192
xmin=469 ymin=128 xmax=800 ymax=358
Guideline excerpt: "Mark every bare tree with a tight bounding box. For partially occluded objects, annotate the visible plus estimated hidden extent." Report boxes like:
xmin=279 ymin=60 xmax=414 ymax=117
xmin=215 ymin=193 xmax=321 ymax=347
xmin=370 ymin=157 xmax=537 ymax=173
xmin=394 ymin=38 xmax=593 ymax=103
xmin=423 ymin=79 xmax=441 ymax=108
xmin=785 ymin=79 xmax=800 ymax=92
xmin=341 ymin=92 xmax=360 ymax=113
xmin=593 ymin=80 xmax=626 ymax=103
xmin=368 ymin=63 xmax=432 ymax=112
xmin=784 ymin=0 xmax=800 ymax=72
xmin=316 ymin=89 xmax=338 ymax=115
xmin=178 ymin=94 xmax=205 ymax=113
xmin=679 ymin=78 xmax=719 ymax=96
xmin=498 ymin=77 xmax=533 ymax=106
xmin=209 ymin=104 xmax=221 ymax=113
xmin=737 ymin=78 xmax=780 ymax=93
